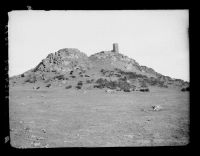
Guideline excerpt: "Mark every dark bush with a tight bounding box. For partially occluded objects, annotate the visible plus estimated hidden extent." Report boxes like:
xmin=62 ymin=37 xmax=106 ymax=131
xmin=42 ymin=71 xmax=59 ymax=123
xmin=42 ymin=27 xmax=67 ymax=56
xmin=140 ymin=81 xmax=148 ymax=88
xmin=95 ymin=78 xmax=134 ymax=91
xmin=71 ymin=76 xmax=76 ymax=78
xmin=124 ymin=89 xmax=131 ymax=92
xmin=86 ymin=80 xmax=91 ymax=83
xmin=145 ymin=77 xmax=168 ymax=88
xmin=76 ymin=85 xmax=82 ymax=89
xmin=46 ymin=84 xmax=51 ymax=88
xmin=119 ymin=77 xmax=127 ymax=81
xmin=116 ymin=69 xmax=147 ymax=80
xmin=85 ymin=75 xmax=90 ymax=77
xmin=70 ymin=71 xmax=73 ymax=75
xmin=25 ymin=75 xmax=37 ymax=83
xmin=77 ymin=81 xmax=83 ymax=86
xmin=140 ymin=88 xmax=149 ymax=92
xmin=158 ymin=81 xmax=168 ymax=88
xmin=94 ymin=85 xmax=104 ymax=89
xmin=118 ymin=80 xmax=133 ymax=91
xmin=181 ymin=87 xmax=189 ymax=92
xmin=107 ymin=81 xmax=118 ymax=89
xmin=96 ymin=78 xmax=109 ymax=87
xmin=86 ymin=79 xmax=94 ymax=84
xmin=54 ymin=75 xmax=65 ymax=80
xmin=114 ymin=73 xmax=121 ymax=77
xmin=65 ymin=85 xmax=72 ymax=89
xmin=100 ymin=69 xmax=115 ymax=77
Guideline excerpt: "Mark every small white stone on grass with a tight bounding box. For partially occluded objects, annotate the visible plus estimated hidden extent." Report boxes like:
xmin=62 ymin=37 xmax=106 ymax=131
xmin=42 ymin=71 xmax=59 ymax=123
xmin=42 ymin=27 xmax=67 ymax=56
xmin=44 ymin=144 xmax=49 ymax=148
xmin=31 ymin=135 xmax=36 ymax=138
xmin=32 ymin=142 xmax=41 ymax=147
xmin=152 ymin=105 xmax=162 ymax=111
xmin=41 ymin=128 xmax=46 ymax=133
xmin=105 ymin=89 xmax=115 ymax=93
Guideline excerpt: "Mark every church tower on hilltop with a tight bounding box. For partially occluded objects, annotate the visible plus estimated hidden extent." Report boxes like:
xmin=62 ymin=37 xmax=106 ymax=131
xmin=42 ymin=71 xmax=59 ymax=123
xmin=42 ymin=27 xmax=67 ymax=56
xmin=112 ymin=43 xmax=119 ymax=53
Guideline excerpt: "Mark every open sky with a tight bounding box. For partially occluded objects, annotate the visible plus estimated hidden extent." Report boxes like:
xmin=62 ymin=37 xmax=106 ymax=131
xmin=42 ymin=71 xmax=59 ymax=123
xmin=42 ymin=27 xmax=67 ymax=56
xmin=8 ymin=10 xmax=189 ymax=81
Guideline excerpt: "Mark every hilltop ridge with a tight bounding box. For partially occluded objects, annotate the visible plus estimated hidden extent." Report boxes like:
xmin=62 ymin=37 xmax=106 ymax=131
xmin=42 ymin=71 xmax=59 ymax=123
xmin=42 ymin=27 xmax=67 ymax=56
xmin=9 ymin=43 xmax=189 ymax=91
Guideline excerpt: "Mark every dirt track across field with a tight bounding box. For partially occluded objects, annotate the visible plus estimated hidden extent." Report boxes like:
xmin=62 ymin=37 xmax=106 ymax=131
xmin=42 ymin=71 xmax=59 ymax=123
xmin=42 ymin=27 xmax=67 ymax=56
xmin=9 ymin=85 xmax=189 ymax=148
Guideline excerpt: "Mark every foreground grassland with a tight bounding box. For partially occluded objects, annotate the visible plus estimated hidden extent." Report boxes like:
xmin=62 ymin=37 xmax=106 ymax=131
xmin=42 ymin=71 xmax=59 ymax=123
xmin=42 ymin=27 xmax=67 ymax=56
xmin=9 ymin=86 xmax=189 ymax=147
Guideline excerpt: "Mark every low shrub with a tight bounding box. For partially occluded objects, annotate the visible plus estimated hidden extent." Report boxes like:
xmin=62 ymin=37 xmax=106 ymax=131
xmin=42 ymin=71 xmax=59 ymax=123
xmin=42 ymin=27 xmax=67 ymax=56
xmin=46 ymin=84 xmax=51 ymax=88
xmin=76 ymin=85 xmax=82 ymax=89
xmin=54 ymin=75 xmax=65 ymax=80
xmin=139 ymin=88 xmax=149 ymax=92
xmin=65 ymin=85 xmax=72 ymax=89
xmin=25 ymin=75 xmax=37 ymax=83
xmin=117 ymin=80 xmax=131 ymax=91
xmin=86 ymin=80 xmax=93 ymax=84
xmin=95 ymin=78 xmax=135 ymax=92
xmin=94 ymin=85 xmax=104 ymax=89
xmin=181 ymin=87 xmax=189 ymax=92
xmin=123 ymin=89 xmax=131 ymax=92
xmin=77 ymin=81 xmax=83 ymax=86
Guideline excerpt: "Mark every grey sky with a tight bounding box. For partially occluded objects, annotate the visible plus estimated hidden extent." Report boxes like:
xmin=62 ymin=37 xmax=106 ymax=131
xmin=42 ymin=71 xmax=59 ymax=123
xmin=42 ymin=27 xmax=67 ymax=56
xmin=8 ymin=10 xmax=189 ymax=81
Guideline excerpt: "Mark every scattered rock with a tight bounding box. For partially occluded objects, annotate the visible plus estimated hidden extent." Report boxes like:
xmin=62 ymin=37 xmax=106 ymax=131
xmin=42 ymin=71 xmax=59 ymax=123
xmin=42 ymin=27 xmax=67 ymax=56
xmin=24 ymin=127 xmax=30 ymax=131
xmin=62 ymin=80 xmax=67 ymax=84
xmin=4 ymin=136 xmax=9 ymax=143
xmin=152 ymin=105 xmax=162 ymax=111
xmin=19 ymin=121 xmax=23 ymax=124
xmin=31 ymin=135 xmax=36 ymax=139
xmin=36 ymin=136 xmax=45 ymax=140
xmin=124 ymin=134 xmax=134 ymax=139
xmin=33 ymin=86 xmax=40 ymax=90
xmin=32 ymin=142 xmax=41 ymax=147
xmin=41 ymin=128 xmax=46 ymax=133
xmin=105 ymin=89 xmax=115 ymax=93
xmin=84 ymin=75 xmax=90 ymax=77
xmin=10 ymin=128 xmax=14 ymax=131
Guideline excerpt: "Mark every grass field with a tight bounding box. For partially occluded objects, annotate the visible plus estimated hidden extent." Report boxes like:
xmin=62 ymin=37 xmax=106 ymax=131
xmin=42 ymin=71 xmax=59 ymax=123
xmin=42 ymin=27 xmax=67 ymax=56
xmin=9 ymin=85 xmax=189 ymax=147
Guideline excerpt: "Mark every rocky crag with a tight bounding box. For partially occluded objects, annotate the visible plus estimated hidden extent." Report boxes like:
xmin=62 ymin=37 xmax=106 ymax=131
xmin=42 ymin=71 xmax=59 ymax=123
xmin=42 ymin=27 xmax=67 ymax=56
xmin=9 ymin=44 xmax=189 ymax=92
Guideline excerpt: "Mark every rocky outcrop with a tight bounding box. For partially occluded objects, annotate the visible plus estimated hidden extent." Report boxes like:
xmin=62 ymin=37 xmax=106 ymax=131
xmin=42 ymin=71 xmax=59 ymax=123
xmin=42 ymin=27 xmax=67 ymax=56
xmin=33 ymin=48 xmax=92 ymax=74
xmin=10 ymin=45 xmax=189 ymax=90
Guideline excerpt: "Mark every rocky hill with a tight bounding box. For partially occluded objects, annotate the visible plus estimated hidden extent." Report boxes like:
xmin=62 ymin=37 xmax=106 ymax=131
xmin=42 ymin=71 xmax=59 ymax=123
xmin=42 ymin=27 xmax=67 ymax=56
xmin=9 ymin=44 xmax=189 ymax=92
